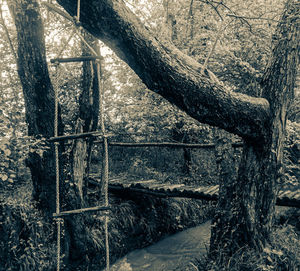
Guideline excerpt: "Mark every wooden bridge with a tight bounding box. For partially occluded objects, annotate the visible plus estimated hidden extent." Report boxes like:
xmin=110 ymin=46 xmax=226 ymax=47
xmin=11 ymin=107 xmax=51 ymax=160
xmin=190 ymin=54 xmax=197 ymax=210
xmin=89 ymin=177 xmax=300 ymax=208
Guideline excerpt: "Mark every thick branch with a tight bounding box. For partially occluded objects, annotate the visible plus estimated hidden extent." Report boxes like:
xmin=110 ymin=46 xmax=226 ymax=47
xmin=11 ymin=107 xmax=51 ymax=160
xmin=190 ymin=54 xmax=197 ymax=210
xmin=261 ymin=0 xmax=300 ymax=115
xmin=57 ymin=0 xmax=270 ymax=142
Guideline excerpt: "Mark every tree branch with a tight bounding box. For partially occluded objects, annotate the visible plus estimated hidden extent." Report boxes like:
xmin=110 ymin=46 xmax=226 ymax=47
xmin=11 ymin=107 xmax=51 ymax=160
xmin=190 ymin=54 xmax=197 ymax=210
xmin=56 ymin=0 xmax=270 ymax=142
xmin=0 ymin=3 xmax=17 ymax=61
xmin=261 ymin=0 xmax=299 ymax=114
xmin=226 ymin=14 xmax=279 ymax=23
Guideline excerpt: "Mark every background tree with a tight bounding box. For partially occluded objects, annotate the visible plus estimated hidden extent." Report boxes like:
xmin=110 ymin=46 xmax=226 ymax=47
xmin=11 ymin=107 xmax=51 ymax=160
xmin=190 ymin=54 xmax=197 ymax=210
xmin=8 ymin=0 xmax=64 ymax=214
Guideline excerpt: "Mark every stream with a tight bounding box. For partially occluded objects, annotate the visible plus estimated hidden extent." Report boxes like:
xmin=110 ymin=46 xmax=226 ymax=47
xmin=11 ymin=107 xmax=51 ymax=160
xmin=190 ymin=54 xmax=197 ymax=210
xmin=109 ymin=220 xmax=211 ymax=271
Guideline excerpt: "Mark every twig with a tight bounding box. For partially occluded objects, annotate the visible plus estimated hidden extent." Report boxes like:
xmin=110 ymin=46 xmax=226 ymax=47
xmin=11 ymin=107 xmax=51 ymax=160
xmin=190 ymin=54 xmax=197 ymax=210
xmin=0 ymin=3 xmax=17 ymax=61
xmin=226 ymin=14 xmax=279 ymax=23
xmin=201 ymin=20 xmax=232 ymax=75
xmin=197 ymin=0 xmax=253 ymax=33
xmin=198 ymin=0 xmax=223 ymax=21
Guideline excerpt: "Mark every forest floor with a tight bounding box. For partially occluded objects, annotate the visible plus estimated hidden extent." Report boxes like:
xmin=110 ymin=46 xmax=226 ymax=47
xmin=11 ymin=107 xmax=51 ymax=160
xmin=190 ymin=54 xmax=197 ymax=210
xmin=0 ymin=177 xmax=216 ymax=270
xmin=0 ymin=168 xmax=299 ymax=270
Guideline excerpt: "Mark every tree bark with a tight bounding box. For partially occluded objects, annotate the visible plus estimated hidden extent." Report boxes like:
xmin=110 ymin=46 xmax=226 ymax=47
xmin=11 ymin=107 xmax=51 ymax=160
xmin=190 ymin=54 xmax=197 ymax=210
xmin=210 ymin=129 xmax=238 ymax=265
xmin=65 ymin=31 xmax=100 ymax=268
xmin=209 ymin=0 xmax=299 ymax=265
xmin=57 ymin=0 xmax=270 ymax=144
xmin=57 ymin=0 xmax=299 ymax=264
xmin=69 ymin=31 xmax=100 ymax=205
xmin=9 ymin=0 xmax=64 ymax=214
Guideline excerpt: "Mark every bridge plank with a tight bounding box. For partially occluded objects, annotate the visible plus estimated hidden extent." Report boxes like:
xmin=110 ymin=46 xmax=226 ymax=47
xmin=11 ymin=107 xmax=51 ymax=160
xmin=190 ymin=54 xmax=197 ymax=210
xmin=286 ymin=191 xmax=300 ymax=200
xmin=203 ymin=185 xmax=219 ymax=195
xmin=165 ymin=184 xmax=186 ymax=192
xmin=148 ymin=182 xmax=168 ymax=189
xmin=194 ymin=187 xmax=210 ymax=193
xmin=293 ymin=192 xmax=300 ymax=200
xmin=278 ymin=190 xmax=290 ymax=197
xmin=88 ymin=177 xmax=300 ymax=208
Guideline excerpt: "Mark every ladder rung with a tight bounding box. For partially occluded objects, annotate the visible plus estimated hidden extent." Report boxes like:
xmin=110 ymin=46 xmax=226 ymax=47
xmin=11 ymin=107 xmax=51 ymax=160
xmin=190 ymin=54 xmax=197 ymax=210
xmin=50 ymin=56 xmax=102 ymax=63
xmin=49 ymin=131 xmax=113 ymax=142
xmin=53 ymin=205 xmax=110 ymax=218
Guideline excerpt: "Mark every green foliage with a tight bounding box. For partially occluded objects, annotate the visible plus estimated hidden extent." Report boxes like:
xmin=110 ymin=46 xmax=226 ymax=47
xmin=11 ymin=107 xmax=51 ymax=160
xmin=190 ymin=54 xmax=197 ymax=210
xmin=0 ymin=89 xmax=28 ymax=185
xmin=0 ymin=3 xmax=29 ymax=186
xmin=0 ymin=133 xmax=49 ymax=186
xmin=283 ymin=121 xmax=300 ymax=189
xmin=85 ymin=195 xmax=215 ymax=270
xmin=192 ymin=225 xmax=300 ymax=271
xmin=0 ymin=184 xmax=56 ymax=271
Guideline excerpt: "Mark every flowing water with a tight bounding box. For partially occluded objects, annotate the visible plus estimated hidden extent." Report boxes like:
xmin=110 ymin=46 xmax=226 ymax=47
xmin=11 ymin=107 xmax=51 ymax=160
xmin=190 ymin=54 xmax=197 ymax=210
xmin=110 ymin=220 xmax=211 ymax=271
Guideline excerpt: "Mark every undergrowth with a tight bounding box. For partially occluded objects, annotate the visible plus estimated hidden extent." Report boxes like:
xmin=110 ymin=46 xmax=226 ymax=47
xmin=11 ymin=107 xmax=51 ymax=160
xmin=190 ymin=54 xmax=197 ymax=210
xmin=86 ymin=195 xmax=215 ymax=270
xmin=189 ymin=221 xmax=300 ymax=271
xmin=0 ymin=180 xmax=214 ymax=271
xmin=0 ymin=183 xmax=56 ymax=271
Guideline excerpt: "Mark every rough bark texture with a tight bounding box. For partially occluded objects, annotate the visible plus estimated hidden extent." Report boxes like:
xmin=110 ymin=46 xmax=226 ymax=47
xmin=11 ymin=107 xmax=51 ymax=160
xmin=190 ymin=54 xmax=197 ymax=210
xmin=65 ymin=32 xmax=100 ymax=268
xmin=69 ymin=31 xmax=100 ymax=205
xmin=9 ymin=0 xmax=63 ymax=214
xmin=210 ymin=130 xmax=239 ymax=264
xmin=57 ymin=0 xmax=270 ymax=144
xmin=56 ymin=0 xmax=299 ymax=264
xmin=209 ymin=0 xmax=299 ymax=264
xmin=10 ymin=0 xmax=299 ymax=267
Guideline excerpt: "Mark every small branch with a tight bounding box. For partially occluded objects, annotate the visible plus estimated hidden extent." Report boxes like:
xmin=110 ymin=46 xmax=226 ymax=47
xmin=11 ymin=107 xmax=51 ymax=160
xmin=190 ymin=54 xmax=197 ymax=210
xmin=43 ymin=1 xmax=98 ymax=56
xmin=197 ymin=0 xmax=253 ymax=32
xmin=200 ymin=20 xmax=232 ymax=75
xmin=50 ymin=56 xmax=102 ymax=63
xmin=49 ymin=131 xmax=112 ymax=142
xmin=198 ymin=0 xmax=223 ymax=21
xmin=0 ymin=3 xmax=17 ymax=61
xmin=53 ymin=205 xmax=110 ymax=218
xmin=226 ymin=14 xmax=279 ymax=23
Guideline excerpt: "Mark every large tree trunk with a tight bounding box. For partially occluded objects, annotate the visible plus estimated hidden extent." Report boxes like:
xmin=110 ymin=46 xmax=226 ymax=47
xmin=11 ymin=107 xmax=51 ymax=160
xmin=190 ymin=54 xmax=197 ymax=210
xmin=210 ymin=1 xmax=299 ymax=265
xmin=57 ymin=0 xmax=299 ymax=263
xmin=9 ymin=0 xmax=64 ymax=214
xmin=210 ymin=129 xmax=238 ymax=265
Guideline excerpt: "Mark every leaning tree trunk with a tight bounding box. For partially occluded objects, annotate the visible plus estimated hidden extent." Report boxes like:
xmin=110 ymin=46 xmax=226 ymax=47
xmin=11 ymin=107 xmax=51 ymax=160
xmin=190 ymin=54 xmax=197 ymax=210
xmin=9 ymin=0 xmax=64 ymax=214
xmin=209 ymin=1 xmax=299 ymax=266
